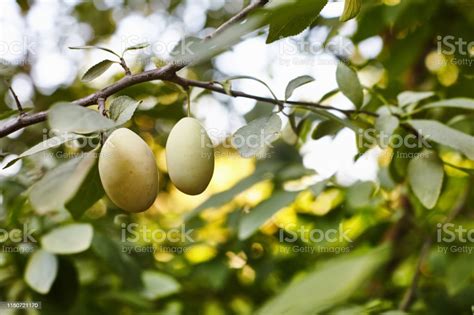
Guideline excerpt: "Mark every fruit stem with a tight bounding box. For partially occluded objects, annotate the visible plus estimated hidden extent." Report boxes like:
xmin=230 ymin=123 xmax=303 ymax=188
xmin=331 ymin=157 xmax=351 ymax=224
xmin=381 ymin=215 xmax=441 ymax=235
xmin=186 ymin=89 xmax=191 ymax=117
xmin=98 ymin=97 xmax=108 ymax=117
xmin=97 ymin=97 xmax=108 ymax=145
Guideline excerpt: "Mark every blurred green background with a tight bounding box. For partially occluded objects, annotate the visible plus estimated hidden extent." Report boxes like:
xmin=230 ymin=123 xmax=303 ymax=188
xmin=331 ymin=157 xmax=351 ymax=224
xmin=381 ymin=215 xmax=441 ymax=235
xmin=1 ymin=0 xmax=474 ymax=314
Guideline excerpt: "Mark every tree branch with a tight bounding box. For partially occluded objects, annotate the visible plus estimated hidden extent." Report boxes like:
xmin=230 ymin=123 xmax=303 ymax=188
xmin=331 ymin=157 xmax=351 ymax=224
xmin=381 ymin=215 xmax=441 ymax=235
xmin=119 ymin=57 xmax=132 ymax=76
xmin=0 ymin=69 xmax=378 ymax=138
xmin=168 ymin=75 xmax=377 ymax=117
xmin=0 ymin=0 xmax=269 ymax=138
xmin=8 ymin=86 xmax=24 ymax=114
xmin=0 ymin=111 xmax=47 ymax=137
xmin=97 ymin=97 xmax=107 ymax=117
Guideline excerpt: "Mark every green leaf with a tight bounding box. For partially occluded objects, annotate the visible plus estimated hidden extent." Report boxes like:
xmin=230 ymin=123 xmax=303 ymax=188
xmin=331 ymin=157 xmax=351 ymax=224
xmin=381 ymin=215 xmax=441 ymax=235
xmin=233 ymin=114 xmax=282 ymax=158
xmin=312 ymin=119 xmax=344 ymax=140
xmin=109 ymin=96 xmax=141 ymax=125
xmin=266 ymin=0 xmax=328 ymax=44
xmin=69 ymin=45 xmax=120 ymax=58
xmin=375 ymin=113 xmax=399 ymax=148
xmin=308 ymin=109 xmax=358 ymax=132
xmin=245 ymin=103 xmax=275 ymax=123
xmin=185 ymin=162 xmax=281 ymax=221
xmin=123 ymin=42 xmax=149 ymax=54
xmin=141 ymin=270 xmax=181 ymax=300
xmin=336 ymin=62 xmax=364 ymax=109
xmin=375 ymin=115 xmax=399 ymax=138
xmin=340 ymin=0 xmax=362 ymax=22
xmin=3 ymin=133 xmax=84 ymax=169
xmin=81 ymin=59 xmax=115 ymax=82
xmin=172 ymin=16 xmax=265 ymax=65
xmin=408 ymin=150 xmax=444 ymax=209
xmin=377 ymin=105 xmax=405 ymax=116
xmin=170 ymin=36 xmax=201 ymax=59
xmin=420 ymin=98 xmax=474 ymax=111
xmin=346 ymin=181 xmax=375 ymax=209
xmin=285 ymin=75 xmax=315 ymax=100
xmin=410 ymin=120 xmax=474 ymax=160
xmin=41 ymin=223 xmax=94 ymax=254
xmin=239 ymin=190 xmax=299 ymax=240
xmin=276 ymin=164 xmax=316 ymax=182
xmin=222 ymin=81 xmax=233 ymax=96
xmin=397 ymin=91 xmax=435 ymax=107
xmin=49 ymin=103 xmax=117 ymax=134
xmin=256 ymin=246 xmax=390 ymax=315
xmin=24 ymin=250 xmax=58 ymax=294
xmin=29 ymin=152 xmax=98 ymax=214
xmin=310 ymin=180 xmax=328 ymax=196
xmin=318 ymin=88 xmax=339 ymax=103
xmin=65 ymin=161 xmax=104 ymax=220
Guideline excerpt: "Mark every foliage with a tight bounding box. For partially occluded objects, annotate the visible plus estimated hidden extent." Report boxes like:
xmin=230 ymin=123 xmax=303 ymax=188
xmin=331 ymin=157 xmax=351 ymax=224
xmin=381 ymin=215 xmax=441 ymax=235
xmin=1 ymin=0 xmax=474 ymax=315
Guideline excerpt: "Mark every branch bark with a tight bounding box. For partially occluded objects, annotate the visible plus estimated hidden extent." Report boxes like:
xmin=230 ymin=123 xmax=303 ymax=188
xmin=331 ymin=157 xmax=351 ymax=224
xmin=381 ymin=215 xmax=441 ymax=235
xmin=0 ymin=0 xmax=269 ymax=138
xmin=168 ymin=75 xmax=377 ymax=117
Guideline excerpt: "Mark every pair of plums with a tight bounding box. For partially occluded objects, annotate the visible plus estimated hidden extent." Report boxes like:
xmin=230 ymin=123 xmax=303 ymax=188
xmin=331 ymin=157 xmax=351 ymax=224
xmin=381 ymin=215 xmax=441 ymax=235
xmin=98 ymin=117 xmax=214 ymax=213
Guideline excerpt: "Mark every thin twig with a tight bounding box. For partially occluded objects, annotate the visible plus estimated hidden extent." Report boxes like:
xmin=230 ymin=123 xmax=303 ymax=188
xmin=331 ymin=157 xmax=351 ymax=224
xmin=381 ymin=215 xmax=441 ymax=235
xmin=4 ymin=80 xmax=25 ymax=115
xmin=119 ymin=57 xmax=132 ymax=76
xmin=204 ymin=0 xmax=268 ymax=40
xmin=169 ymin=75 xmax=378 ymax=117
xmin=97 ymin=97 xmax=107 ymax=117
xmin=185 ymin=87 xmax=191 ymax=117
xmin=0 ymin=0 xmax=268 ymax=138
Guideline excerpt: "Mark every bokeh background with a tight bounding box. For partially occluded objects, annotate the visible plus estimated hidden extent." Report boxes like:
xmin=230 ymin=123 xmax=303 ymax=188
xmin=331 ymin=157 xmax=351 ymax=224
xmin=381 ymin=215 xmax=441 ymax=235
xmin=1 ymin=0 xmax=474 ymax=314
